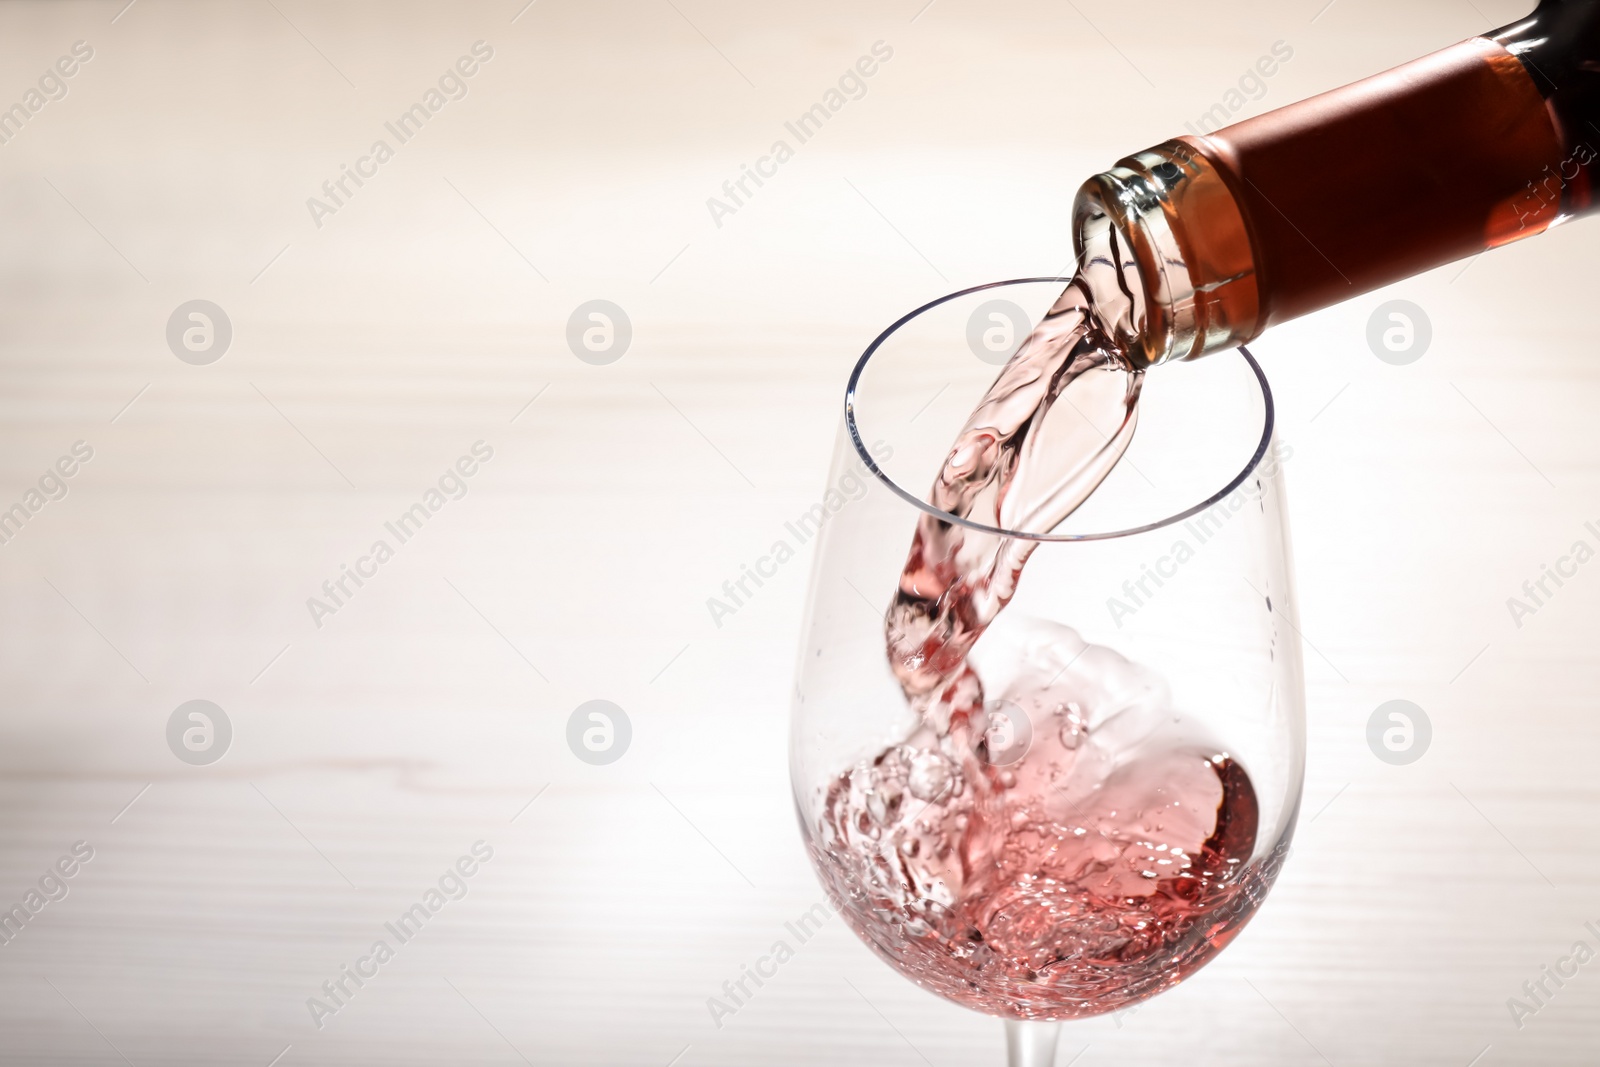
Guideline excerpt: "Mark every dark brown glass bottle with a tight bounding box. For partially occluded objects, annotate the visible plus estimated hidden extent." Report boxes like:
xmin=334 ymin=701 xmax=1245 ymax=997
xmin=1074 ymin=1 xmax=1600 ymax=366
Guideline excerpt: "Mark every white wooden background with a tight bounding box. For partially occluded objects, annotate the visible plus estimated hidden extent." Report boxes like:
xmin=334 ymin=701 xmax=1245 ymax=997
xmin=0 ymin=0 xmax=1595 ymax=1063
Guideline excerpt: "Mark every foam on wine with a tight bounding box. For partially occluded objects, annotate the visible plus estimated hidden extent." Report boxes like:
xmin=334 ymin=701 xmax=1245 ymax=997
xmin=808 ymin=254 xmax=1274 ymax=1019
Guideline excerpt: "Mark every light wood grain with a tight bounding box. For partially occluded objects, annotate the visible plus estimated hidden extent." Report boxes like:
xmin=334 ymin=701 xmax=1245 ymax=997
xmin=0 ymin=0 xmax=1593 ymax=1063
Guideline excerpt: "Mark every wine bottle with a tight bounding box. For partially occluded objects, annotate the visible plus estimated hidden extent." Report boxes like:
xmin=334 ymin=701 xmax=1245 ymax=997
xmin=1075 ymin=0 xmax=1600 ymax=366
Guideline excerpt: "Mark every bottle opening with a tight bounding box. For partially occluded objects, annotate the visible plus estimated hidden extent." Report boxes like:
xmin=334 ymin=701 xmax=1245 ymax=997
xmin=1072 ymin=142 xmax=1262 ymax=367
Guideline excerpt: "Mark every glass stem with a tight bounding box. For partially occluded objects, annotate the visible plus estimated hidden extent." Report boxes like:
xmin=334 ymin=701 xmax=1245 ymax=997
xmin=1004 ymin=1020 xmax=1061 ymax=1066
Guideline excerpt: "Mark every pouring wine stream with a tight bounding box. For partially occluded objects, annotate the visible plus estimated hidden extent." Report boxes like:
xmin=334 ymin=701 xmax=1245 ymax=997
xmin=809 ymin=229 xmax=1265 ymax=1046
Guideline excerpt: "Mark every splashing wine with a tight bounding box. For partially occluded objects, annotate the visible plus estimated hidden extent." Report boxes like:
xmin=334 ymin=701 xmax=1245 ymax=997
xmin=809 ymin=243 xmax=1269 ymax=1020
xmin=801 ymin=0 xmax=1597 ymax=1030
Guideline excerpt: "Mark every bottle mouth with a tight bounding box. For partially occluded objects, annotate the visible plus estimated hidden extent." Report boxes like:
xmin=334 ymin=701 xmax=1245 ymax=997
xmin=844 ymin=277 xmax=1277 ymax=544
xmin=1072 ymin=141 xmax=1263 ymax=367
xmin=1073 ymin=168 xmax=1192 ymax=368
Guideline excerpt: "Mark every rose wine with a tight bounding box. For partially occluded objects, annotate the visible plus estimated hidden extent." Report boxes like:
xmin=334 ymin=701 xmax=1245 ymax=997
xmin=812 ymin=619 xmax=1268 ymax=1018
xmin=882 ymin=272 xmax=1142 ymax=707
xmin=807 ymin=254 xmax=1276 ymax=1020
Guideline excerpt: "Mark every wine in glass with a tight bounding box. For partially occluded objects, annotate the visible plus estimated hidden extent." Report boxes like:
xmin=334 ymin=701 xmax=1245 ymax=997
xmin=789 ymin=278 xmax=1304 ymax=1063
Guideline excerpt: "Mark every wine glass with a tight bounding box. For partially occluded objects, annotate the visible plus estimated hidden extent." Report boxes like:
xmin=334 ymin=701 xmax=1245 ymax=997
xmin=789 ymin=279 xmax=1305 ymax=1064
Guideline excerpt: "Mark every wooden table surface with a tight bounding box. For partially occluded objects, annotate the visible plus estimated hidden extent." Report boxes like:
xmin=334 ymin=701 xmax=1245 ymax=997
xmin=0 ymin=0 xmax=1595 ymax=1063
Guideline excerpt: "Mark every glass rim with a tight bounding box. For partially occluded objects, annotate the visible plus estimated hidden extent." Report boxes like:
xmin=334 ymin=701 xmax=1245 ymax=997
xmin=844 ymin=277 xmax=1276 ymax=543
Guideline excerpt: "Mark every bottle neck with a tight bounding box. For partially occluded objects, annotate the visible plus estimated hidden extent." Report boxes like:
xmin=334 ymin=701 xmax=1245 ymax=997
xmin=1493 ymin=1 xmax=1600 ymax=226
xmin=1072 ymin=142 xmax=1259 ymax=368
xmin=1076 ymin=2 xmax=1592 ymax=364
